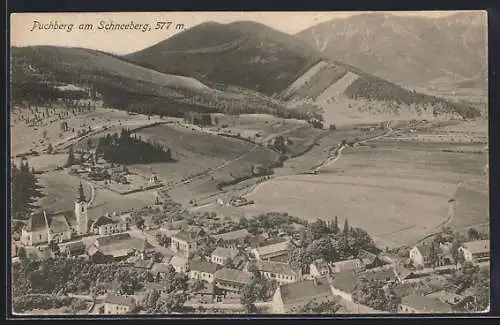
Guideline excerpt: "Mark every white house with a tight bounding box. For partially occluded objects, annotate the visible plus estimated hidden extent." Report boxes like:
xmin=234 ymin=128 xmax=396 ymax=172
xmin=409 ymin=244 xmax=433 ymax=267
xmin=211 ymin=247 xmax=239 ymax=265
xmin=252 ymin=240 xmax=290 ymax=261
xmin=188 ymin=260 xmax=218 ymax=283
xmin=102 ymin=293 xmax=136 ymax=314
xmin=170 ymin=255 xmax=188 ymax=274
xmin=329 ymin=258 xmax=365 ymax=274
xmin=257 ymin=261 xmax=299 ymax=285
xmin=89 ymin=212 xmax=128 ymax=236
xmin=459 ymin=240 xmax=490 ymax=263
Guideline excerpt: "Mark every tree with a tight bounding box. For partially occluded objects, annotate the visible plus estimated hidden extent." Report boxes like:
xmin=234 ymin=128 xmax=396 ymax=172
xmin=240 ymin=282 xmax=258 ymax=313
xmin=348 ymin=227 xmax=375 ymax=257
xmin=12 ymin=160 xmax=43 ymax=219
xmin=332 ymin=216 xmax=339 ymax=234
xmin=428 ymin=242 xmax=441 ymax=269
xmin=155 ymin=292 xmax=187 ymax=313
xmin=352 ymin=276 xmax=390 ymax=311
xmin=47 ymin=143 xmax=54 ymax=154
xmin=468 ymin=228 xmax=480 ymax=241
xmin=451 ymin=233 xmax=465 ymax=269
xmin=65 ymin=146 xmax=76 ymax=167
xmin=299 ymin=298 xmax=341 ymax=314
xmin=17 ymin=246 xmax=27 ymax=261
xmin=48 ymin=240 xmax=60 ymax=256
xmin=142 ymin=289 xmax=161 ymax=312
xmin=309 ymin=219 xmax=331 ymax=241
xmin=342 ymin=218 xmax=349 ymax=238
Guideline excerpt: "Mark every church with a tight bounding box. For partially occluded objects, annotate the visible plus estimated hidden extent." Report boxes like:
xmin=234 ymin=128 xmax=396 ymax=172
xmin=20 ymin=182 xmax=90 ymax=246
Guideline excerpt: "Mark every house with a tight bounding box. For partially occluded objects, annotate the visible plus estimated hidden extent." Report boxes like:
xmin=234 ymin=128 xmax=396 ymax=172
xmin=330 ymin=271 xmax=358 ymax=302
xmin=459 ymin=240 xmax=490 ymax=263
xmin=359 ymin=250 xmax=387 ymax=269
xmin=61 ymin=240 xmax=86 ymax=256
xmin=257 ymin=261 xmax=300 ymax=285
xmin=102 ymin=293 xmax=137 ymax=314
xmin=360 ymin=267 xmax=398 ymax=284
xmin=214 ymin=268 xmax=253 ymax=293
xmin=20 ymin=183 xmax=90 ymax=246
xmin=309 ymin=259 xmax=330 ymax=278
xmin=399 ymin=294 xmax=454 ymax=314
xmin=134 ymin=258 xmax=154 ymax=270
xmin=189 ymin=260 xmax=218 ymax=283
xmin=329 ymin=258 xmax=365 ymax=274
xmin=170 ymin=229 xmax=200 ymax=259
xmin=150 ymin=261 xmax=174 ymax=280
xmin=89 ymin=212 xmax=128 ymax=236
xmin=409 ymin=244 xmax=434 ymax=267
xmin=170 ymin=255 xmax=188 ymax=274
xmin=211 ymin=247 xmax=239 ymax=265
xmin=425 ymin=290 xmax=474 ymax=310
xmin=271 ymin=278 xmax=334 ymax=314
xmin=213 ymin=229 xmax=251 ymax=248
xmin=252 ymin=240 xmax=290 ymax=261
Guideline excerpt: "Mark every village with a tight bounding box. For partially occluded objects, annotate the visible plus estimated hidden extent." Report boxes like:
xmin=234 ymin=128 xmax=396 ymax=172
xmin=11 ymin=178 xmax=490 ymax=314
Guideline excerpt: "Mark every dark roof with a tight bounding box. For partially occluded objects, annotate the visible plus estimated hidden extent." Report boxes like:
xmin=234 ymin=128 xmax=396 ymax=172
xmin=401 ymin=294 xmax=454 ymax=313
xmin=151 ymin=262 xmax=173 ymax=274
xmin=134 ymin=259 xmax=154 ymax=269
xmin=91 ymin=215 xmax=120 ymax=227
xmin=48 ymin=214 xmax=71 ymax=233
xmin=415 ymin=244 xmax=433 ymax=259
xmin=25 ymin=211 xmax=48 ymax=231
xmin=360 ymin=267 xmax=397 ymax=282
xmin=213 ymin=229 xmax=251 ymax=241
xmin=103 ymin=293 xmax=136 ymax=308
xmin=279 ymin=278 xmax=332 ymax=304
xmin=212 ymin=247 xmax=239 ymax=260
xmin=172 ymin=230 xmax=199 ymax=243
xmin=96 ymin=233 xmax=132 ymax=246
xmin=190 ymin=260 xmax=218 ymax=274
xmin=214 ymin=268 xmax=252 ymax=285
xmin=331 ymin=271 xmax=358 ymax=293
xmin=64 ymin=240 xmax=85 ymax=252
xmin=258 ymin=261 xmax=298 ymax=277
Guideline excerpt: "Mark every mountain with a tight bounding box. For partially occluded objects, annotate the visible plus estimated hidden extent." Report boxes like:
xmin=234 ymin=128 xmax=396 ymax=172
xmin=11 ymin=46 xmax=301 ymax=119
xmin=124 ymin=21 xmax=323 ymax=96
xmin=296 ymin=12 xmax=487 ymax=91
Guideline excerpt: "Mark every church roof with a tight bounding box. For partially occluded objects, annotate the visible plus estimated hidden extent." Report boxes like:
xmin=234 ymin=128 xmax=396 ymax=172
xmin=25 ymin=211 xmax=48 ymax=231
xmin=48 ymin=214 xmax=71 ymax=233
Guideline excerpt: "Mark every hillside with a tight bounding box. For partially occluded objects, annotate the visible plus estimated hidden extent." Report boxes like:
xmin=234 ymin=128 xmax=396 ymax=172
xmin=124 ymin=21 xmax=323 ymax=96
xmin=296 ymin=12 xmax=487 ymax=91
xmin=11 ymin=46 xmax=301 ymax=118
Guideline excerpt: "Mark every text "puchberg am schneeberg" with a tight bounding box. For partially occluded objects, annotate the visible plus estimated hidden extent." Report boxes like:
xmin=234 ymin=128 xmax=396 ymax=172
xmin=30 ymin=20 xmax=187 ymax=32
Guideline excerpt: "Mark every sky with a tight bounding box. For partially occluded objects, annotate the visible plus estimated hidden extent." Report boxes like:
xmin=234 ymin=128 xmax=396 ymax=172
xmin=11 ymin=11 xmax=481 ymax=55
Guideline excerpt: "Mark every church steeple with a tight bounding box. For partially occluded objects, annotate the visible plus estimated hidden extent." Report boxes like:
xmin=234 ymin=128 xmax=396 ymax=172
xmin=77 ymin=182 xmax=86 ymax=203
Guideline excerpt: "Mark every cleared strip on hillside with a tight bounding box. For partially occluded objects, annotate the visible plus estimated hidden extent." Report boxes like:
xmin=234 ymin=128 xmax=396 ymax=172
xmin=292 ymin=64 xmax=348 ymax=100
xmin=280 ymin=61 xmax=328 ymax=100
xmin=316 ymin=71 xmax=360 ymax=105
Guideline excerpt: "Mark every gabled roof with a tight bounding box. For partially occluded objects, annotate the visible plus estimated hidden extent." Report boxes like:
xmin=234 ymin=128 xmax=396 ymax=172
xmin=214 ymin=268 xmax=252 ymax=285
xmin=401 ymin=294 xmax=454 ymax=313
xmin=190 ymin=260 xmax=218 ymax=274
xmin=48 ymin=214 xmax=71 ymax=233
xmin=255 ymin=240 xmax=290 ymax=257
xmin=330 ymin=258 xmax=364 ymax=272
xmin=91 ymin=215 xmax=123 ymax=228
xmin=360 ymin=267 xmax=397 ymax=282
xmin=25 ymin=211 xmax=48 ymax=231
xmin=462 ymin=240 xmax=489 ymax=255
xmin=414 ymin=244 xmax=433 ymax=259
xmin=213 ymin=229 xmax=251 ymax=242
xmin=134 ymin=259 xmax=154 ymax=269
xmin=331 ymin=271 xmax=358 ymax=293
xmin=64 ymin=240 xmax=85 ymax=252
xmin=212 ymin=247 xmax=239 ymax=260
xmin=279 ymin=278 xmax=332 ymax=304
xmin=258 ymin=261 xmax=298 ymax=277
xmin=103 ymin=293 xmax=136 ymax=309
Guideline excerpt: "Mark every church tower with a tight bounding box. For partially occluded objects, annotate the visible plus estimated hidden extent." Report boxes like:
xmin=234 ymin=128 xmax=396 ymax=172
xmin=74 ymin=182 xmax=88 ymax=235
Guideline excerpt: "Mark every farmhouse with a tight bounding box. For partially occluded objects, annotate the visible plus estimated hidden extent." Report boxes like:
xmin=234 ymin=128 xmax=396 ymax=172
xmin=257 ymin=261 xmax=300 ymax=285
xmin=89 ymin=212 xmax=128 ymax=236
xmin=211 ymin=247 xmax=240 ymax=265
xmin=189 ymin=260 xmax=218 ymax=283
xmin=399 ymin=294 xmax=454 ymax=314
xmin=459 ymin=240 xmax=490 ymax=263
xmin=102 ymin=293 xmax=137 ymax=314
xmin=213 ymin=229 xmax=251 ymax=248
xmin=214 ymin=268 xmax=253 ymax=293
xmin=271 ymin=278 xmax=334 ymax=314
xmin=252 ymin=240 xmax=290 ymax=261
xmin=20 ymin=183 xmax=89 ymax=246
xmin=330 ymin=258 xmax=365 ymax=274
xmin=309 ymin=258 xmax=330 ymax=278
xmin=170 ymin=229 xmax=200 ymax=259
xmin=409 ymin=244 xmax=434 ymax=267
xmin=330 ymin=271 xmax=358 ymax=302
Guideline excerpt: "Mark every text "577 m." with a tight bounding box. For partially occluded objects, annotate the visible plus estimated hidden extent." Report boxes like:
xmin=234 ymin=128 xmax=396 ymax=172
xmin=155 ymin=22 xmax=186 ymax=30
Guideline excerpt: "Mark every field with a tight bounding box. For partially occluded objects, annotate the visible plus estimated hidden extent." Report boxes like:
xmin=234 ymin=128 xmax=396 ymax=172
xmin=37 ymin=170 xmax=157 ymax=219
xmin=11 ymin=105 xmax=164 ymax=156
xmin=236 ymin=121 xmax=488 ymax=249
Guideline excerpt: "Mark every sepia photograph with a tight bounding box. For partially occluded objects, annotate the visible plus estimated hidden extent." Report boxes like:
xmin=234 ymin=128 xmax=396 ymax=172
xmin=9 ymin=11 xmax=489 ymax=316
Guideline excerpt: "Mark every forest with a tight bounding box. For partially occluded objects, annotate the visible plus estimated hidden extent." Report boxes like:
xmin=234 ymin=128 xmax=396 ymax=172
xmin=11 ymin=158 xmax=43 ymax=219
xmin=96 ymin=128 xmax=175 ymax=165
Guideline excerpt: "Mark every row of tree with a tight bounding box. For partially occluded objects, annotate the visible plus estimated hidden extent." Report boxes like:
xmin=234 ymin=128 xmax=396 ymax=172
xmin=11 ymin=159 xmax=43 ymax=219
